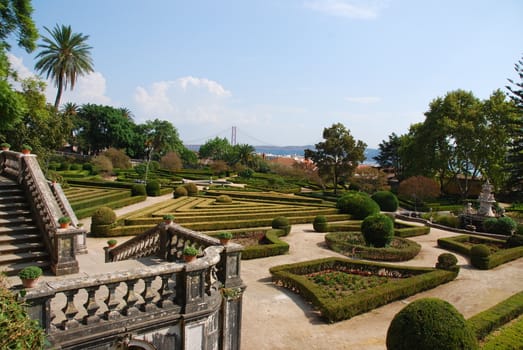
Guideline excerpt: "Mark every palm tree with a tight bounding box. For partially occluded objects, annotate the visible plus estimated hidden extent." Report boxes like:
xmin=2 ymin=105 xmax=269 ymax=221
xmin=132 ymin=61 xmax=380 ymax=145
xmin=35 ymin=24 xmax=94 ymax=108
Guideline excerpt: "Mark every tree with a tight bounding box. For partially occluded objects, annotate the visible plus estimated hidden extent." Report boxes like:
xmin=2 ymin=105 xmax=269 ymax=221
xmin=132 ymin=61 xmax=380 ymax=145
xmin=138 ymin=119 xmax=186 ymax=159
xmin=0 ymin=0 xmax=38 ymax=138
xmin=349 ymin=166 xmax=389 ymax=193
xmin=506 ymin=55 xmax=523 ymax=194
xmin=398 ymin=176 xmax=440 ymax=211
xmin=160 ymin=151 xmax=182 ymax=171
xmin=304 ymin=123 xmax=366 ymax=194
xmin=374 ymin=132 xmax=404 ymax=178
xmin=35 ymin=24 xmax=94 ymax=108
xmin=199 ymin=137 xmax=232 ymax=161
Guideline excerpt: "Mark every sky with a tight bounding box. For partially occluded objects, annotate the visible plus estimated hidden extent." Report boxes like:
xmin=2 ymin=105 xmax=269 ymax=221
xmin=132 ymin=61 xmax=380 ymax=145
xmin=7 ymin=0 xmax=523 ymax=148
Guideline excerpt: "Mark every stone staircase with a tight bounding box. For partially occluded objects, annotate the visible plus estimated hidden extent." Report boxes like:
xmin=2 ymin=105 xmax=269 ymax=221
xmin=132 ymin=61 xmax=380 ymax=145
xmin=0 ymin=176 xmax=50 ymax=276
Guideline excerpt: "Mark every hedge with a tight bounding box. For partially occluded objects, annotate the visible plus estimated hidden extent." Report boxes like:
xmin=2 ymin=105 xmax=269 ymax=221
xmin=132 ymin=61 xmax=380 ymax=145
xmin=325 ymin=232 xmax=421 ymax=261
xmin=270 ymin=258 xmax=457 ymax=323
xmin=74 ymin=195 xmax=146 ymax=219
xmin=437 ymin=235 xmax=523 ymax=269
xmin=241 ymin=229 xmax=290 ymax=259
xmin=467 ymin=291 xmax=523 ymax=340
xmin=481 ymin=316 xmax=523 ymax=349
xmin=394 ymin=225 xmax=430 ymax=237
xmin=70 ymin=190 xmax=132 ymax=211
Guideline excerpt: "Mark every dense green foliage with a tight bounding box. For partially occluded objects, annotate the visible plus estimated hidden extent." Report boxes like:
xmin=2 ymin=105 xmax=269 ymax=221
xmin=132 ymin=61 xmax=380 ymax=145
xmin=435 ymin=253 xmax=459 ymax=272
xmin=336 ymin=191 xmax=380 ymax=219
xmin=0 ymin=281 xmax=47 ymax=349
xmin=272 ymin=216 xmax=291 ymax=235
xmin=183 ymin=182 xmax=199 ymax=196
xmin=91 ymin=206 xmax=117 ymax=226
xmin=242 ymin=229 xmax=290 ymax=259
xmin=131 ymin=184 xmax=146 ymax=196
xmin=371 ymin=191 xmax=398 ymax=212
xmin=505 ymin=55 xmax=523 ymax=194
xmin=173 ymin=186 xmax=188 ymax=198
xmin=270 ymin=258 xmax=457 ymax=323
xmin=470 ymin=244 xmax=492 ymax=269
xmin=146 ymin=180 xmax=160 ymax=196
xmin=215 ymin=195 xmax=232 ymax=203
xmin=304 ymin=123 xmax=366 ymax=194
xmin=361 ymin=214 xmax=394 ymax=248
xmin=313 ymin=215 xmax=328 ymax=232
xmin=386 ymin=298 xmax=478 ymax=350
xmin=483 ymin=217 xmax=517 ymax=235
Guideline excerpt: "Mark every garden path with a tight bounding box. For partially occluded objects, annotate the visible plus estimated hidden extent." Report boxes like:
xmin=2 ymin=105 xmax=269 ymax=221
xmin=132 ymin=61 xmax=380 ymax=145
xmin=240 ymin=224 xmax=523 ymax=350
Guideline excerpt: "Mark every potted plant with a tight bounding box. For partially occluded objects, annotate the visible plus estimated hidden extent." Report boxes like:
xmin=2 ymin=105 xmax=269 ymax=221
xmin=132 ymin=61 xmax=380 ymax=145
xmin=107 ymin=239 xmax=117 ymax=248
xmin=1 ymin=142 xmax=10 ymax=151
xmin=18 ymin=266 xmax=43 ymax=288
xmin=182 ymin=245 xmax=199 ymax=262
xmin=217 ymin=231 xmax=233 ymax=245
xmin=163 ymin=214 xmax=175 ymax=224
xmin=21 ymin=144 xmax=32 ymax=154
xmin=58 ymin=216 xmax=71 ymax=228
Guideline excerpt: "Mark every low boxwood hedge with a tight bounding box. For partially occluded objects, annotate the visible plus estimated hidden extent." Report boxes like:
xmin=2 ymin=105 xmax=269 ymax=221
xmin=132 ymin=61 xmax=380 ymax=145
xmin=74 ymin=195 xmax=146 ymax=219
xmin=241 ymin=229 xmax=289 ymax=260
xmin=480 ymin=316 xmax=523 ymax=349
xmin=325 ymin=232 xmax=421 ymax=261
xmin=394 ymin=225 xmax=430 ymax=237
xmin=270 ymin=257 xmax=457 ymax=323
xmin=467 ymin=291 xmax=523 ymax=341
xmin=437 ymin=235 xmax=523 ymax=269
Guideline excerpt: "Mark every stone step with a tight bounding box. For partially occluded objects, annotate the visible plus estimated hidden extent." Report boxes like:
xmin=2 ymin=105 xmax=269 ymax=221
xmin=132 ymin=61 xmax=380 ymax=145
xmin=0 ymin=195 xmax=26 ymax=204
xmin=1 ymin=260 xmax=51 ymax=277
xmin=0 ymin=208 xmax=32 ymax=219
xmin=0 ymin=230 xmax=40 ymax=244
xmin=0 ymin=241 xmax=45 ymax=254
xmin=0 ymin=251 xmax=49 ymax=265
xmin=0 ymin=217 xmax=34 ymax=227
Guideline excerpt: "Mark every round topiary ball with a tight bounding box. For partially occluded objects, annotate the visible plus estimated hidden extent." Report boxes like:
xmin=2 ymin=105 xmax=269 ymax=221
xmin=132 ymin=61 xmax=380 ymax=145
xmin=495 ymin=217 xmax=517 ymax=235
xmin=173 ymin=186 xmax=188 ymax=198
xmin=216 ymin=195 xmax=232 ymax=203
xmin=386 ymin=298 xmax=478 ymax=350
xmin=470 ymin=244 xmax=491 ymax=270
xmin=483 ymin=218 xmax=498 ymax=233
xmin=272 ymin=216 xmax=291 ymax=235
xmin=371 ymin=191 xmax=399 ymax=212
xmin=146 ymin=180 xmax=161 ymax=196
xmin=183 ymin=182 xmax=198 ymax=196
xmin=336 ymin=191 xmax=380 ymax=220
xmin=361 ymin=213 xmax=394 ymax=248
xmin=313 ymin=215 xmax=328 ymax=232
xmin=91 ymin=207 xmax=117 ymax=226
xmin=131 ymin=184 xmax=146 ymax=196
xmin=435 ymin=253 xmax=459 ymax=272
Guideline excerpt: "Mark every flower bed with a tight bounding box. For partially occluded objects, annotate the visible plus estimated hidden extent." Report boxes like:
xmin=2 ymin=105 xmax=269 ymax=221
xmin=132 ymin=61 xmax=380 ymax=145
xmin=325 ymin=232 xmax=421 ymax=261
xmin=270 ymin=257 xmax=457 ymax=323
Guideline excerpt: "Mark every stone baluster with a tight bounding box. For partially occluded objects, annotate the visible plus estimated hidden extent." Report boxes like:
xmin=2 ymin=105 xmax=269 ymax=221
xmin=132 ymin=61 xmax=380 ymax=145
xmin=157 ymin=273 xmax=175 ymax=308
xmin=60 ymin=291 xmax=80 ymax=330
xmin=82 ymin=286 xmax=101 ymax=324
xmin=123 ymin=279 xmax=140 ymax=316
xmin=139 ymin=276 xmax=158 ymax=312
xmin=104 ymin=282 xmax=121 ymax=320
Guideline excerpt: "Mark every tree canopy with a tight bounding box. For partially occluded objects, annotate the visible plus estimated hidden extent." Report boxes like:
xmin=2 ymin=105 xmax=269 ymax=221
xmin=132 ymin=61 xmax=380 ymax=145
xmin=305 ymin=123 xmax=366 ymax=194
xmin=35 ymin=24 xmax=94 ymax=108
xmin=505 ymin=55 xmax=523 ymax=194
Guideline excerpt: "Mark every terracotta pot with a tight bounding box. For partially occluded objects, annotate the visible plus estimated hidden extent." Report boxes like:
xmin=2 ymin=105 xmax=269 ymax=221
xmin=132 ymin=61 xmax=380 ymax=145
xmin=164 ymin=220 xmax=173 ymax=225
xmin=22 ymin=149 xmax=31 ymax=155
xmin=1 ymin=147 xmax=9 ymax=151
xmin=183 ymin=255 xmax=197 ymax=263
xmin=60 ymin=223 xmax=70 ymax=229
xmin=220 ymin=238 xmax=230 ymax=245
xmin=108 ymin=244 xmax=116 ymax=248
xmin=21 ymin=277 xmax=39 ymax=288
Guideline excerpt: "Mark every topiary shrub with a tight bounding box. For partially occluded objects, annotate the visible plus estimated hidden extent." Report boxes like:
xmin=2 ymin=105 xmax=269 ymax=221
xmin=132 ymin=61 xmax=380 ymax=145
xmin=146 ymin=180 xmax=161 ymax=196
xmin=495 ymin=217 xmax=517 ymax=235
xmin=91 ymin=207 xmax=117 ymax=226
xmin=433 ymin=214 xmax=460 ymax=228
xmin=82 ymin=162 xmax=93 ymax=173
xmin=59 ymin=162 xmax=71 ymax=171
xmin=313 ymin=215 xmax=328 ymax=232
xmin=470 ymin=244 xmax=491 ymax=269
xmin=131 ymin=184 xmax=146 ymax=196
xmin=371 ymin=191 xmax=399 ymax=212
xmin=386 ymin=298 xmax=478 ymax=350
xmin=435 ymin=253 xmax=459 ymax=272
xmin=173 ymin=186 xmax=188 ymax=198
xmin=70 ymin=163 xmax=82 ymax=171
xmin=183 ymin=182 xmax=199 ymax=196
xmin=336 ymin=191 xmax=380 ymax=219
xmin=272 ymin=216 xmax=291 ymax=235
xmin=506 ymin=234 xmax=523 ymax=248
xmin=483 ymin=218 xmax=498 ymax=233
xmin=361 ymin=213 xmax=394 ymax=248
xmin=215 ymin=195 xmax=232 ymax=203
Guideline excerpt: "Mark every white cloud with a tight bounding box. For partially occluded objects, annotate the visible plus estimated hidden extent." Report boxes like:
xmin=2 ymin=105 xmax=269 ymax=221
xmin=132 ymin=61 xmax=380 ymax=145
xmin=7 ymin=53 xmax=111 ymax=106
xmin=177 ymin=76 xmax=231 ymax=97
xmin=345 ymin=96 xmax=381 ymax=104
xmin=304 ymin=0 xmax=388 ymax=20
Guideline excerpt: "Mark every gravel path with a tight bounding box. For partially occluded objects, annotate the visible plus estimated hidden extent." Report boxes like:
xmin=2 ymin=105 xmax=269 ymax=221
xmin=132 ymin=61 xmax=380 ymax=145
xmin=240 ymin=224 xmax=523 ymax=350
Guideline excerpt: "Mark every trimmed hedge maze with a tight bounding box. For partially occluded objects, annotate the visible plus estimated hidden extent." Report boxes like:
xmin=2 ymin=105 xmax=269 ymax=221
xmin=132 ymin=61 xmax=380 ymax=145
xmin=270 ymin=257 xmax=458 ymax=323
xmin=91 ymin=193 xmax=350 ymax=238
xmin=437 ymin=234 xmax=523 ymax=270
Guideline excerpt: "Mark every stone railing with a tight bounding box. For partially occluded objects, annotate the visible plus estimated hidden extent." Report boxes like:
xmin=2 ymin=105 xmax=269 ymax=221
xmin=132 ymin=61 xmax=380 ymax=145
xmin=0 ymin=150 xmax=84 ymax=275
xmin=22 ymin=245 xmax=228 ymax=349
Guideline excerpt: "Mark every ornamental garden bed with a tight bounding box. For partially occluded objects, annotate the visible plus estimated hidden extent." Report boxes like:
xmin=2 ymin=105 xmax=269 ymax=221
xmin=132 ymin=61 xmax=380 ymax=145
xmin=270 ymin=257 xmax=458 ymax=323
xmin=325 ymin=232 xmax=421 ymax=261
xmin=437 ymin=234 xmax=523 ymax=269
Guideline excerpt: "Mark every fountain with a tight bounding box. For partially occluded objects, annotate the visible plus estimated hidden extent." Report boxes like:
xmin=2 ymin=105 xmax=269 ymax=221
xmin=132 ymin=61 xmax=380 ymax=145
xmin=460 ymin=180 xmax=498 ymax=231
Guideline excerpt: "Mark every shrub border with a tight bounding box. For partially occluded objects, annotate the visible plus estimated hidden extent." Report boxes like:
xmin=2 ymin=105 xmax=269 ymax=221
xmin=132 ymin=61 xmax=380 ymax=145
xmin=270 ymin=257 xmax=457 ymax=323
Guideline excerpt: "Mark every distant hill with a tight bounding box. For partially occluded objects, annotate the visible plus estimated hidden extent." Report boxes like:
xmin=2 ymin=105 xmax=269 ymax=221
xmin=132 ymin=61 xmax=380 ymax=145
xmin=185 ymin=144 xmax=379 ymax=165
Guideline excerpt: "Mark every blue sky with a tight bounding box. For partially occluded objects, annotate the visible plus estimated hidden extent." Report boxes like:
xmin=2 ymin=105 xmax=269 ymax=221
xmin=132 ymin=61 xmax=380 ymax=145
xmin=7 ymin=0 xmax=523 ymax=148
